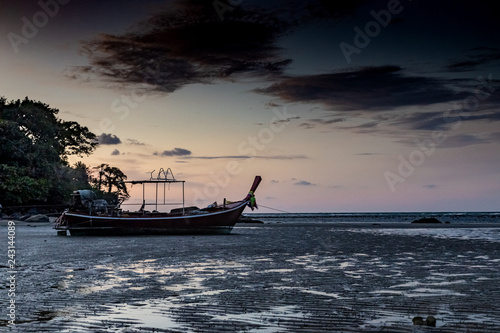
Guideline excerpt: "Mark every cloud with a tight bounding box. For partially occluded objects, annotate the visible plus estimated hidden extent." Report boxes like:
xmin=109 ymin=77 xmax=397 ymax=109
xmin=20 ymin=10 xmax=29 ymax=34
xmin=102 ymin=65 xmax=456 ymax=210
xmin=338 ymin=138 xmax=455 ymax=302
xmin=70 ymin=0 xmax=297 ymax=93
xmin=445 ymin=47 xmax=500 ymax=72
xmin=275 ymin=66 xmax=500 ymax=139
xmin=423 ymin=185 xmax=437 ymax=189
xmin=271 ymin=116 xmax=300 ymax=126
xmin=294 ymin=180 xmax=315 ymax=186
xmin=387 ymin=111 xmax=450 ymax=132
xmin=155 ymin=148 xmax=192 ymax=157
xmin=255 ymin=66 xmax=468 ymax=112
xmin=183 ymin=154 xmax=308 ymax=160
xmin=299 ymin=122 xmax=315 ymax=129
xmin=438 ymin=134 xmax=490 ymax=148
xmin=126 ymin=139 xmax=146 ymax=146
xmin=68 ymin=0 xmax=367 ymax=93
xmin=111 ymin=149 xmax=120 ymax=155
xmin=266 ymin=102 xmax=282 ymax=108
xmin=262 ymin=155 xmax=308 ymax=160
xmin=396 ymin=133 xmax=490 ymax=149
xmin=97 ymin=133 xmax=121 ymax=145
xmin=184 ymin=155 xmax=249 ymax=160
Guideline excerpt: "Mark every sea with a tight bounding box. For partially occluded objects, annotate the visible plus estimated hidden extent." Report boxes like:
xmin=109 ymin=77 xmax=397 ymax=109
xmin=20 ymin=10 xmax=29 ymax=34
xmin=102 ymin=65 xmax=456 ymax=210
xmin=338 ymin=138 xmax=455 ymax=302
xmin=244 ymin=211 xmax=500 ymax=225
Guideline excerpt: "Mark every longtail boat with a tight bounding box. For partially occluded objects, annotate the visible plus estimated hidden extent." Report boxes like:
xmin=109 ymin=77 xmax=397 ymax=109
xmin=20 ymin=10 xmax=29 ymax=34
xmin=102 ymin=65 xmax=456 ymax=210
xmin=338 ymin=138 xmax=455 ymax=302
xmin=54 ymin=169 xmax=261 ymax=236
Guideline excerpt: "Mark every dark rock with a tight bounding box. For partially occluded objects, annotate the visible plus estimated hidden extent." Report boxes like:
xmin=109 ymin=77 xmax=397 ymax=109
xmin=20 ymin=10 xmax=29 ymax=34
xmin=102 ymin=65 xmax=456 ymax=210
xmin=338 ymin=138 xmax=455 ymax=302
xmin=9 ymin=212 xmax=23 ymax=220
xmin=426 ymin=315 xmax=437 ymax=327
xmin=411 ymin=217 xmax=442 ymax=224
xmin=26 ymin=208 xmax=39 ymax=215
xmin=413 ymin=316 xmax=437 ymax=327
xmin=25 ymin=214 xmax=50 ymax=222
xmin=237 ymin=216 xmax=264 ymax=224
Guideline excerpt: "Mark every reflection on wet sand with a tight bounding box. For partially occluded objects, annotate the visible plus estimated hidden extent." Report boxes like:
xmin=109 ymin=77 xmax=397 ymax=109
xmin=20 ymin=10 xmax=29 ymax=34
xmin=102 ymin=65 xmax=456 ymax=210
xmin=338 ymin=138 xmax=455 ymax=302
xmin=1 ymin=222 xmax=500 ymax=332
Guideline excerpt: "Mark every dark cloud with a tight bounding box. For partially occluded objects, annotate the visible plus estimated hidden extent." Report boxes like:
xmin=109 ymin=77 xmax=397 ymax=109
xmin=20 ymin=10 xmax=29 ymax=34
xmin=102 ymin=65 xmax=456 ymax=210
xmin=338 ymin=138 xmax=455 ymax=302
xmin=445 ymin=47 xmax=500 ymax=72
xmin=311 ymin=118 xmax=346 ymax=125
xmin=156 ymin=148 xmax=192 ymax=157
xmin=266 ymin=102 xmax=282 ymax=108
xmin=255 ymin=66 xmax=468 ymax=111
xmin=97 ymin=133 xmax=121 ymax=145
xmin=299 ymin=122 xmax=315 ymax=129
xmin=259 ymin=66 xmax=499 ymax=139
xmin=395 ymin=133 xmax=490 ymax=149
xmin=258 ymin=155 xmax=308 ymax=160
xmin=126 ymin=139 xmax=146 ymax=146
xmin=69 ymin=0 xmax=368 ymax=93
xmin=183 ymin=154 xmax=308 ymax=160
xmin=389 ymin=108 xmax=500 ymax=132
xmin=183 ymin=155 xmax=249 ymax=160
xmin=271 ymin=116 xmax=300 ymax=126
xmin=71 ymin=0 xmax=295 ymax=93
xmin=294 ymin=180 xmax=315 ymax=186
xmin=438 ymin=134 xmax=490 ymax=148
xmin=388 ymin=111 xmax=449 ymax=131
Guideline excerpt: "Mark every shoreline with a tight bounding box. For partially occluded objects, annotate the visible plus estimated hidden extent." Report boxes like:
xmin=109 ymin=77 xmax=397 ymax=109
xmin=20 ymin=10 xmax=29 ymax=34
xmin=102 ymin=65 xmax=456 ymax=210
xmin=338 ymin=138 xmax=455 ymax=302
xmin=2 ymin=218 xmax=499 ymax=228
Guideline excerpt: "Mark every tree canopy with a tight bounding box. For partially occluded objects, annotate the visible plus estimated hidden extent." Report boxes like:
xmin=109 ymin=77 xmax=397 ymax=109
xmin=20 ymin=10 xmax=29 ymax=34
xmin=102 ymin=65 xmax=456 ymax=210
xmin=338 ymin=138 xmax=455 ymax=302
xmin=91 ymin=163 xmax=130 ymax=203
xmin=0 ymin=97 xmax=99 ymax=206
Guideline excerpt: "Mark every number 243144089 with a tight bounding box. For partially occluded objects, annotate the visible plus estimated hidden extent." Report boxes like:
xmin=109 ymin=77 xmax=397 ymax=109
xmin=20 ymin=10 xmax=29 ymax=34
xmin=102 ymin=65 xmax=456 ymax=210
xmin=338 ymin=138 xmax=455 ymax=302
xmin=8 ymin=221 xmax=16 ymax=267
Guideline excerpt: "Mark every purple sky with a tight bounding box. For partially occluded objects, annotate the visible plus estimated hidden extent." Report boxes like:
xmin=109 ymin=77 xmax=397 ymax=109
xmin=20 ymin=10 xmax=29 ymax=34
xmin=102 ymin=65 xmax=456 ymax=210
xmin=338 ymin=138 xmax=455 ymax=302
xmin=1 ymin=0 xmax=499 ymax=212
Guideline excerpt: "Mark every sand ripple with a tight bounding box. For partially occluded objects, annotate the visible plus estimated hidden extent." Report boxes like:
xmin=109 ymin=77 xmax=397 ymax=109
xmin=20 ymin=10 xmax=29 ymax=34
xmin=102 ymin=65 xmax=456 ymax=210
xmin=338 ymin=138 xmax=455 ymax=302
xmin=1 ymin=222 xmax=499 ymax=332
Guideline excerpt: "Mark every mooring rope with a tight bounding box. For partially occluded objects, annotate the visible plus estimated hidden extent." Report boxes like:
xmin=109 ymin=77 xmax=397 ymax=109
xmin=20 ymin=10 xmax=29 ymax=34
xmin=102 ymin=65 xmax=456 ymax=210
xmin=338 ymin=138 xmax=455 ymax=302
xmin=257 ymin=204 xmax=291 ymax=213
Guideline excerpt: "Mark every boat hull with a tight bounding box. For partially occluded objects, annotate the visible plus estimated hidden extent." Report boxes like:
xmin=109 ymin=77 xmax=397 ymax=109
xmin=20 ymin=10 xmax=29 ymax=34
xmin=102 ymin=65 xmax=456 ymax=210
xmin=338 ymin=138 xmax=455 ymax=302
xmin=57 ymin=201 xmax=247 ymax=236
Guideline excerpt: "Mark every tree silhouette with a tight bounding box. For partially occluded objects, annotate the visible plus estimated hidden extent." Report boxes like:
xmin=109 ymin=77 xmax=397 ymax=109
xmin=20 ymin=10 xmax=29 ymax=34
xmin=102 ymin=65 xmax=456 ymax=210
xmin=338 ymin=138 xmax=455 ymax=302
xmin=0 ymin=97 xmax=98 ymax=205
xmin=91 ymin=164 xmax=129 ymax=202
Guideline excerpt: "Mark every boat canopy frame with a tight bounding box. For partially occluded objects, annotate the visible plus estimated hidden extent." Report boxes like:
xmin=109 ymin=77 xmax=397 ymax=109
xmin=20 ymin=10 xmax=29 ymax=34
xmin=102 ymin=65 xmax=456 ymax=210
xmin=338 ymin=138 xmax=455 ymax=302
xmin=124 ymin=168 xmax=185 ymax=214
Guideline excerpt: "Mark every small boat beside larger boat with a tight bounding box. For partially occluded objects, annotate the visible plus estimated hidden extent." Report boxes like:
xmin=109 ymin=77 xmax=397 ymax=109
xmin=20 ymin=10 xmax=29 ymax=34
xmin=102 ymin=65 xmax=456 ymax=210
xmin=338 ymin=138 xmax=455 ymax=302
xmin=54 ymin=170 xmax=261 ymax=236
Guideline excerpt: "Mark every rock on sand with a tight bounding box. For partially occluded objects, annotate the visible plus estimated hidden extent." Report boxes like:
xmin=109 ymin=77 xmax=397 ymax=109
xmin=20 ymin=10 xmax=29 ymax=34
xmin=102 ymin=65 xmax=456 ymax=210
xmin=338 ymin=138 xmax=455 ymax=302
xmin=411 ymin=217 xmax=442 ymax=224
xmin=25 ymin=214 xmax=50 ymax=222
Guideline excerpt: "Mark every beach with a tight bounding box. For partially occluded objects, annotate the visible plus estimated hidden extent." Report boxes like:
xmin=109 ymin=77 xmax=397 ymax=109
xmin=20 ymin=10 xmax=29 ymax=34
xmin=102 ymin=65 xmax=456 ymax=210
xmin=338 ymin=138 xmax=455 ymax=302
xmin=1 ymin=219 xmax=500 ymax=332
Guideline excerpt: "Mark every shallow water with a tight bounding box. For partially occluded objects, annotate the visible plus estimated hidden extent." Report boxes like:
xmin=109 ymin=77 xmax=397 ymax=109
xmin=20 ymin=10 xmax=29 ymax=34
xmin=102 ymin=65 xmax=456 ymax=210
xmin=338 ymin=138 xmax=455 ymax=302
xmin=249 ymin=211 xmax=500 ymax=224
xmin=1 ymin=221 xmax=499 ymax=332
xmin=348 ymin=227 xmax=500 ymax=242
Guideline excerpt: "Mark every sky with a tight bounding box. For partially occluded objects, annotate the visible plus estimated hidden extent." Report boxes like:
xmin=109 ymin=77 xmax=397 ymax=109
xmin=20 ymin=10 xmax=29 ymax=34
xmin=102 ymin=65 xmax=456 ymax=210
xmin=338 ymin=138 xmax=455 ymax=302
xmin=1 ymin=0 xmax=499 ymax=212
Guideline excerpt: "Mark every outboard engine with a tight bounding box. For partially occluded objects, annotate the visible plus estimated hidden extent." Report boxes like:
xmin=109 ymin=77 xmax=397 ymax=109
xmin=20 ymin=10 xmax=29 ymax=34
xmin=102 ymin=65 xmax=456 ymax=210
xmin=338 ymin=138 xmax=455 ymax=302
xmin=71 ymin=190 xmax=97 ymax=209
xmin=92 ymin=199 xmax=108 ymax=213
xmin=71 ymin=190 xmax=108 ymax=214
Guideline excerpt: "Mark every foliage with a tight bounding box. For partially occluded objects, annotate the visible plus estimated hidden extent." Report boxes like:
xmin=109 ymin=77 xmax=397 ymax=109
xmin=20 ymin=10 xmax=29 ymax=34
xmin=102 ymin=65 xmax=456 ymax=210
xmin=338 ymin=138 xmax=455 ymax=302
xmin=0 ymin=165 xmax=50 ymax=204
xmin=0 ymin=97 xmax=98 ymax=206
xmin=90 ymin=163 xmax=130 ymax=203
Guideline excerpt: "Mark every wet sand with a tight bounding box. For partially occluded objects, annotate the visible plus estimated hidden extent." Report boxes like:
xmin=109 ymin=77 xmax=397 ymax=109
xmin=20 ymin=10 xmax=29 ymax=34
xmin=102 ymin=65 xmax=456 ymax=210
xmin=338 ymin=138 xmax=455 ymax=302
xmin=1 ymin=221 xmax=500 ymax=332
